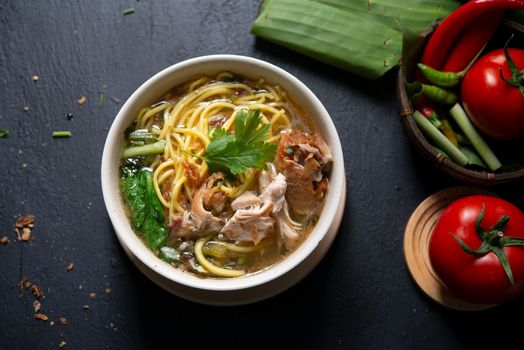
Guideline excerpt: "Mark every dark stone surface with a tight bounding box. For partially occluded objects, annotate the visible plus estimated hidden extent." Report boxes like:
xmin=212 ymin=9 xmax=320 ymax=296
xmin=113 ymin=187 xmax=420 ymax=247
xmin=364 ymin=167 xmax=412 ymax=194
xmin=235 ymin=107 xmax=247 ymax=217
xmin=1 ymin=1 xmax=523 ymax=349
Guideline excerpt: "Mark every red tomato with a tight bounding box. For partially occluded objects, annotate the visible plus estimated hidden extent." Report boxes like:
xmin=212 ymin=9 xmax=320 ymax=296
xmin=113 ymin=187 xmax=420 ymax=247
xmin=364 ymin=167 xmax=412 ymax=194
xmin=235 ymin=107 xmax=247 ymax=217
xmin=461 ymin=48 xmax=524 ymax=140
xmin=429 ymin=195 xmax=524 ymax=305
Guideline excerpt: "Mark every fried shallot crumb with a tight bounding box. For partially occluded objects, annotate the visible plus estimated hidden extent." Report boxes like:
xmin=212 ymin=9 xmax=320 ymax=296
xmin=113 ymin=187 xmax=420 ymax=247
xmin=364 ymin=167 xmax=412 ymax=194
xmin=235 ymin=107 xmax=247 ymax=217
xmin=34 ymin=313 xmax=48 ymax=321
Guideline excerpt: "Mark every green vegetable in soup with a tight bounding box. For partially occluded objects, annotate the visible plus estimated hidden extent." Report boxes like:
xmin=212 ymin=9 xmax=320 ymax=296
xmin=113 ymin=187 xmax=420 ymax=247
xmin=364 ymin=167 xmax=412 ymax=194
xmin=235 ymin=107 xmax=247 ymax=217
xmin=122 ymin=140 xmax=166 ymax=159
xmin=121 ymin=168 xmax=167 ymax=251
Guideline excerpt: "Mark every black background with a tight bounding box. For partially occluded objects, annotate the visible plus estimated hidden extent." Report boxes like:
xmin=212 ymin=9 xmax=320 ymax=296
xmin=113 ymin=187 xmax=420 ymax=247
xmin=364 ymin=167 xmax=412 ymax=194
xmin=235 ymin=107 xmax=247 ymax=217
xmin=1 ymin=1 xmax=524 ymax=349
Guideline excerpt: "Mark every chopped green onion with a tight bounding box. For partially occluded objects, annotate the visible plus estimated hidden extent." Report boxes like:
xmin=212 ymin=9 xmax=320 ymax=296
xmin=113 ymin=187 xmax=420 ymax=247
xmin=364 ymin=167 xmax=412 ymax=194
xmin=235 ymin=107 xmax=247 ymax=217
xmin=52 ymin=131 xmax=72 ymax=138
xmin=123 ymin=7 xmax=135 ymax=15
xmin=98 ymin=94 xmax=105 ymax=107
xmin=0 ymin=129 xmax=9 ymax=138
xmin=122 ymin=140 xmax=166 ymax=158
xmin=128 ymin=129 xmax=156 ymax=142
xmin=160 ymin=247 xmax=180 ymax=262
xmin=449 ymin=103 xmax=501 ymax=172
xmin=413 ymin=111 xmax=468 ymax=166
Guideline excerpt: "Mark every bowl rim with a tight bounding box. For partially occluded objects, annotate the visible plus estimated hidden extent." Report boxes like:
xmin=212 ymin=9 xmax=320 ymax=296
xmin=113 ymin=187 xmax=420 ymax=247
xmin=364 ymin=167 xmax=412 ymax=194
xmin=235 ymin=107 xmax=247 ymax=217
xmin=101 ymin=54 xmax=346 ymax=292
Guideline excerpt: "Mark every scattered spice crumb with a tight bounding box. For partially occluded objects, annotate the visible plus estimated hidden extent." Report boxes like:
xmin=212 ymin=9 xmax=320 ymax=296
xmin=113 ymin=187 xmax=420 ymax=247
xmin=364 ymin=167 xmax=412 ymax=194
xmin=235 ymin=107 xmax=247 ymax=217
xmin=89 ymin=292 xmax=96 ymax=300
xmin=50 ymin=321 xmax=55 ymax=326
xmin=109 ymin=322 xmax=118 ymax=331
xmin=83 ymin=304 xmax=90 ymax=310
xmin=17 ymin=276 xmax=29 ymax=291
xmin=59 ymin=340 xmax=67 ymax=348
xmin=23 ymin=106 xmax=30 ymax=112
xmin=33 ymin=300 xmax=41 ymax=312
xmin=34 ymin=313 xmax=48 ymax=321
xmin=59 ymin=317 xmax=68 ymax=326
xmin=104 ymin=287 xmax=112 ymax=294
xmin=32 ymin=75 xmax=39 ymax=81
xmin=77 ymin=96 xmax=87 ymax=105
xmin=21 ymin=227 xmax=31 ymax=241
xmin=15 ymin=215 xmax=35 ymax=241
xmin=0 ymin=236 xmax=9 ymax=244
xmin=66 ymin=262 xmax=74 ymax=272
xmin=14 ymin=228 xmax=21 ymax=240
xmin=16 ymin=215 xmax=34 ymax=228
xmin=31 ymin=284 xmax=44 ymax=300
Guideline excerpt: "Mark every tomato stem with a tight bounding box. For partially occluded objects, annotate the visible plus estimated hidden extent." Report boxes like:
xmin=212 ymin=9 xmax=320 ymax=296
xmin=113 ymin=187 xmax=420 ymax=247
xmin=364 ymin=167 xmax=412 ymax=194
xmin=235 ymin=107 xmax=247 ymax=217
xmin=500 ymin=35 xmax=524 ymax=99
xmin=452 ymin=202 xmax=524 ymax=286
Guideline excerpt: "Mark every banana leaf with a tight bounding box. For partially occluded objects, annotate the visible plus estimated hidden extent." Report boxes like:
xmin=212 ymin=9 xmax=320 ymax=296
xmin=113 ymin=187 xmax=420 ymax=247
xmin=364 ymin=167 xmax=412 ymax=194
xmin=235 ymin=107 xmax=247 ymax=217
xmin=251 ymin=0 xmax=460 ymax=79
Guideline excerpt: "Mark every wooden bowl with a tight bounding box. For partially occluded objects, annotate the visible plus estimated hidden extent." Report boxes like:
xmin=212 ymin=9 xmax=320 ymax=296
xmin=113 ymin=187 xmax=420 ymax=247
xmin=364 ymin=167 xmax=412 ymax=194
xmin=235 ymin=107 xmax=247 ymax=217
xmin=397 ymin=20 xmax=524 ymax=185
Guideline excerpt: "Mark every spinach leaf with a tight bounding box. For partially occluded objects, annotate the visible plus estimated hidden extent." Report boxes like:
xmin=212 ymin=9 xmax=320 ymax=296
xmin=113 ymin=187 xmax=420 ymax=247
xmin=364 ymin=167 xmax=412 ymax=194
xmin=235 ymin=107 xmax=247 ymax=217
xmin=121 ymin=168 xmax=167 ymax=252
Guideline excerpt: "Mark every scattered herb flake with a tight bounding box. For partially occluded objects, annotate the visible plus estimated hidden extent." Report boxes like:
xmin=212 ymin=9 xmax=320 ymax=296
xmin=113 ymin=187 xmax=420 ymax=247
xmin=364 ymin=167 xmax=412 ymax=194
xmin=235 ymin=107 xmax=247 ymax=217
xmin=0 ymin=129 xmax=9 ymax=138
xmin=52 ymin=131 xmax=72 ymax=138
xmin=98 ymin=94 xmax=105 ymax=107
xmin=123 ymin=7 xmax=135 ymax=15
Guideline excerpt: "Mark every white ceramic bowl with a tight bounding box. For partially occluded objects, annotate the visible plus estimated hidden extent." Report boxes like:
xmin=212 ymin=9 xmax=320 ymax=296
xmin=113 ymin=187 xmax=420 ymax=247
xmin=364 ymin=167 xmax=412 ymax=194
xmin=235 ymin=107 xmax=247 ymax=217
xmin=101 ymin=54 xmax=346 ymax=305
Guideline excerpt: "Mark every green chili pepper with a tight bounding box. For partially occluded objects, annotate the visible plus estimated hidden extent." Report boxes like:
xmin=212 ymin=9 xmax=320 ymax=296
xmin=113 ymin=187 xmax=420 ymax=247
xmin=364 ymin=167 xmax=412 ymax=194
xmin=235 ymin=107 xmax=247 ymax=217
xmin=421 ymin=84 xmax=457 ymax=105
xmin=417 ymin=63 xmax=464 ymax=87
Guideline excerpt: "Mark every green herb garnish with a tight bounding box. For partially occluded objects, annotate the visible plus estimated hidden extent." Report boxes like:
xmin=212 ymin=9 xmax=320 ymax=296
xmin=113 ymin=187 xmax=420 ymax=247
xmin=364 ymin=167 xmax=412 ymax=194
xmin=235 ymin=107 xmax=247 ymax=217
xmin=121 ymin=168 xmax=167 ymax=251
xmin=204 ymin=109 xmax=277 ymax=176
xmin=123 ymin=7 xmax=135 ymax=15
xmin=52 ymin=131 xmax=72 ymax=138
xmin=0 ymin=129 xmax=9 ymax=138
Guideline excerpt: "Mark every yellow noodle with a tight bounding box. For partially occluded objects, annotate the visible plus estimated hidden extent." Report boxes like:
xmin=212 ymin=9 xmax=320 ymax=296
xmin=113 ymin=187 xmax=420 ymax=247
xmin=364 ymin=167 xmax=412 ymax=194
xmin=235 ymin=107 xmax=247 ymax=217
xmin=195 ymin=237 xmax=246 ymax=277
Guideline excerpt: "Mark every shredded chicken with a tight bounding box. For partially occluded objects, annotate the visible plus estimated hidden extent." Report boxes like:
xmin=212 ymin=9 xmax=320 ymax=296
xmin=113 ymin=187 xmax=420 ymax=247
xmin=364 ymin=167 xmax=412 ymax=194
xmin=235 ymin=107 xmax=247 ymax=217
xmin=274 ymin=130 xmax=332 ymax=217
xmin=171 ymin=174 xmax=225 ymax=238
xmin=222 ymin=164 xmax=302 ymax=248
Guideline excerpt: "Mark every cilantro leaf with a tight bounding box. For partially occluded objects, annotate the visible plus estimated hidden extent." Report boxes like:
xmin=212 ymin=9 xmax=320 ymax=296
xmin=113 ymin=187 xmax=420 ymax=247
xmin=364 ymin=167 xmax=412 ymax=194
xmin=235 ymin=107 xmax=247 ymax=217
xmin=234 ymin=109 xmax=271 ymax=144
xmin=204 ymin=109 xmax=277 ymax=176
